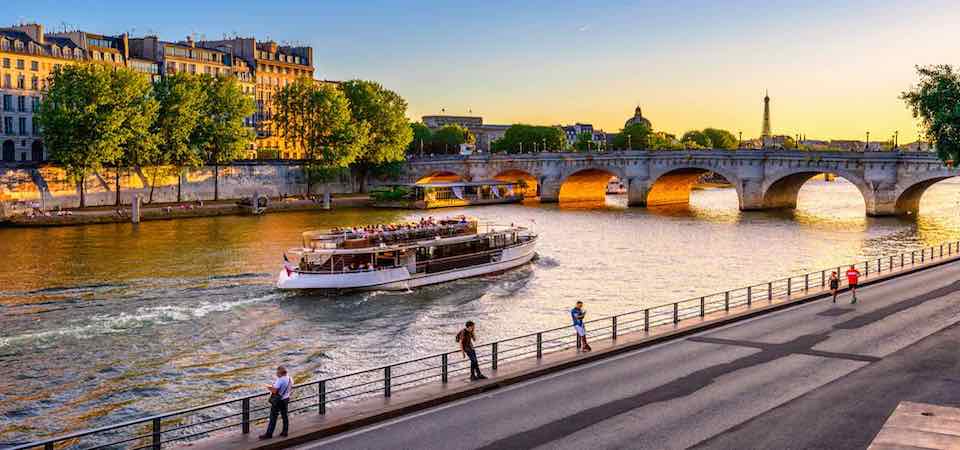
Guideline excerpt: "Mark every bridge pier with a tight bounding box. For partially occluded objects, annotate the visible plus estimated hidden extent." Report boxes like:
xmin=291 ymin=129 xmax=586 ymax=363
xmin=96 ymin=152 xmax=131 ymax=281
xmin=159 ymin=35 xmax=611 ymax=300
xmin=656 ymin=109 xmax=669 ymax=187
xmin=627 ymin=178 xmax=649 ymax=207
xmin=539 ymin=177 xmax=561 ymax=203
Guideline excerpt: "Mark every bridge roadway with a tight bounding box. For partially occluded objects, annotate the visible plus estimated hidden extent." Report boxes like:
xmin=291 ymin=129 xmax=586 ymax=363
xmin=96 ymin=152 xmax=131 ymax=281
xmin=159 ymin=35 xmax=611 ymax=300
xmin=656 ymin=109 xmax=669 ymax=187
xmin=297 ymin=259 xmax=960 ymax=450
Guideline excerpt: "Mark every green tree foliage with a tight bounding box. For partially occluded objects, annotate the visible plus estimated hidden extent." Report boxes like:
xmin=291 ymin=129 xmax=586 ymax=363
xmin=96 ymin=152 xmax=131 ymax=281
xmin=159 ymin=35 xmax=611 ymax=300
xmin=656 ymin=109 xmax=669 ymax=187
xmin=194 ymin=75 xmax=255 ymax=200
xmin=408 ymin=122 xmax=433 ymax=155
xmin=153 ymin=73 xmax=206 ymax=202
xmin=274 ymin=77 xmax=368 ymax=194
xmin=573 ymin=132 xmax=594 ymax=152
xmin=681 ymin=130 xmax=712 ymax=148
xmin=340 ymin=80 xmax=413 ymax=191
xmin=490 ymin=125 xmax=566 ymax=153
xmin=37 ymin=64 xmax=145 ymax=207
xmin=110 ymin=67 xmax=159 ymax=206
xmin=901 ymin=65 xmax=960 ymax=163
xmin=611 ymin=123 xmax=654 ymax=150
xmin=432 ymin=124 xmax=475 ymax=153
xmin=702 ymin=128 xmax=738 ymax=149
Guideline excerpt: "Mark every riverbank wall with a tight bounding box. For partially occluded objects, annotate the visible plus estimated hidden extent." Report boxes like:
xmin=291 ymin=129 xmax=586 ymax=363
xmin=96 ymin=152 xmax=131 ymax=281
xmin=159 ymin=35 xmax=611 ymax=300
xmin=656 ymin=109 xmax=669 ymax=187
xmin=0 ymin=161 xmax=357 ymax=215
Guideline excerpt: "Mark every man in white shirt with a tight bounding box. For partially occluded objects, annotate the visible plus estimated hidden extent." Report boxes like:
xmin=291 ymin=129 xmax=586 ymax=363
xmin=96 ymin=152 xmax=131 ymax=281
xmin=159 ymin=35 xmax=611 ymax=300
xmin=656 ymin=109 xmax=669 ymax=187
xmin=260 ymin=366 xmax=292 ymax=439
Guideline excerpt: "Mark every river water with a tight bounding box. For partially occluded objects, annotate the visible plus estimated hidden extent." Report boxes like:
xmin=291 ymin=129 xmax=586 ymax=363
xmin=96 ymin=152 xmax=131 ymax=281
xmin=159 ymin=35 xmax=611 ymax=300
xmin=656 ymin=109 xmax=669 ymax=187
xmin=3 ymin=179 xmax=960 ymax=443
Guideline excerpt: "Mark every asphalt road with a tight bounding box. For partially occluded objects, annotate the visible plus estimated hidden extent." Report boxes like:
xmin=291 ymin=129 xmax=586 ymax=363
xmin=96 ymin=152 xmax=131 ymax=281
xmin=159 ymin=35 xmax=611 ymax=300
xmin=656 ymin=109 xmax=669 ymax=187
xmin=296 ymin=261 xmax=960 ymax=450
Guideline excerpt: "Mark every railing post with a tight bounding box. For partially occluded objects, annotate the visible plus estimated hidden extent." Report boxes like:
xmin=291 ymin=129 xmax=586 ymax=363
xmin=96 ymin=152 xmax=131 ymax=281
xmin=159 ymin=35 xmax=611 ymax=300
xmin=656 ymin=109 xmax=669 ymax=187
xmin=611 ymin=316 xmax=618 ymax=340
xmin=901 ymin=253 xmax=905 ymax=267
xmin=877 ymin=258 xmax=882 ymax=273
xmin=492 ymin=342 xmax=498 ymax=370
xmin=912 ymin=251 xmax=915 ymax=265
xmin=441 ymin=354 xmax=448 ymax=383
xmin=747 ymin=287 xmax=752 ymax=307
xmin=700 ymin=297 xmax=705 ymax=317
xmin=941 ymin=244 xmax=944 ymax=257
xmin=673 ymin=303 xmax=679 ymax=324
xmin=384 ymin=366 xmax=391 ymax=398
xmin=821 ymin=270 xmax=825 ymax=287
xmin=319 ymin=381 xmax=326 ymax=415
xmin=922 ymin=249 xmax=925 ymax=263
xmin=644 ymin=309 xmax=650 ymax=332
xmin=787 ymin=278 xmax=792 ymax=297
xmin=804 ymin=274 xmax=809 ymax=291
xmin=536 ymin=333 xmax=543 ymax=358
xmin=865 ymin=260 xmax=869 ymax=277
xmin=242 ymin=398 xmax=250 ymax=433
xmin=724 ymin=291 xmax=730 ymax=312
xmin=889 ymin=256 xmax=893 ymax=271
xmin=768 ymin=282 xmax=772 ymax=301
xmin=152 ymin=417 xmax=161 ymax=450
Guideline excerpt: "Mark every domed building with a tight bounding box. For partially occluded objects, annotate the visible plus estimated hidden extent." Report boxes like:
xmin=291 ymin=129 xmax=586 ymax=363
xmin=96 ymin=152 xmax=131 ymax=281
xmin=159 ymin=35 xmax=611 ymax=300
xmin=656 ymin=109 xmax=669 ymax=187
xmin=624 ymin=105 xmax=652 ymax=129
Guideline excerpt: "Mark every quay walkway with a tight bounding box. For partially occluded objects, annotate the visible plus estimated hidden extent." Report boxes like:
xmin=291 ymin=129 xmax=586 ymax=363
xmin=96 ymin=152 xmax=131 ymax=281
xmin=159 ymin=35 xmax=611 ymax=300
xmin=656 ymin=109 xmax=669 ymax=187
xmin=12 ymin=243 xmax=960 ymax=450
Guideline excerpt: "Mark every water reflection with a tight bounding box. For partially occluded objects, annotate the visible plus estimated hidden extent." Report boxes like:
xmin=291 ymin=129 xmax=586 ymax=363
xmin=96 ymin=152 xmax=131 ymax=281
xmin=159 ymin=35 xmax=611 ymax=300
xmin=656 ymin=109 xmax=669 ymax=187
xmin=2 ymin=178 xmax=960 ymax=442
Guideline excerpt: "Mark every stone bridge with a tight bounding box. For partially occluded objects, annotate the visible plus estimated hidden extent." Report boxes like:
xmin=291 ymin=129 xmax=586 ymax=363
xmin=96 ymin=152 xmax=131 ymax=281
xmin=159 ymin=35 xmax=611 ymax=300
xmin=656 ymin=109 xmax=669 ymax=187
xmin=388 ymin=150 xmax=958 ymax=216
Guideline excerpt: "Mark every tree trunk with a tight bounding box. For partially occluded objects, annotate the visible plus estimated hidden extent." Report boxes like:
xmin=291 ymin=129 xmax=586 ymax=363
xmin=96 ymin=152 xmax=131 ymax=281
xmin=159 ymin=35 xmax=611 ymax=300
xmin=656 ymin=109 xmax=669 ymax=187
xmin=177 ymin=169 xmax=183 ymax=203
xmin=213 ymin=164 xmax=220 ymax=202
xmin=304 ymin=164 xmax=312 ymax=197
xmin=148 ymin=167 xmax=158 ymax=204
xmin=79 ymin=174 xmax=86 ymax=208
xmin=357 ymin=165 xmax=369 ymax=193
xmin=115 ymin=167 xmax=121 ymax=207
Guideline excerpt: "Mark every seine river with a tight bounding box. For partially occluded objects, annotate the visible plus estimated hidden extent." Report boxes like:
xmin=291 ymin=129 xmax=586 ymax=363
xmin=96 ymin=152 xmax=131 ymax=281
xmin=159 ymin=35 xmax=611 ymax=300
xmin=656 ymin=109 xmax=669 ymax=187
xmin=3 ymin=179 xmax=960 ymax=443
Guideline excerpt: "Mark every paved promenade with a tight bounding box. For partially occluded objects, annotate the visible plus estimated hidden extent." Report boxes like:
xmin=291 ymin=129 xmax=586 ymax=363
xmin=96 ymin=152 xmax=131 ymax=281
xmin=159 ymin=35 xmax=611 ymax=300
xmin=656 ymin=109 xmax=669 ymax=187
xmin=295 ymin=259 xmax=960 ymax=450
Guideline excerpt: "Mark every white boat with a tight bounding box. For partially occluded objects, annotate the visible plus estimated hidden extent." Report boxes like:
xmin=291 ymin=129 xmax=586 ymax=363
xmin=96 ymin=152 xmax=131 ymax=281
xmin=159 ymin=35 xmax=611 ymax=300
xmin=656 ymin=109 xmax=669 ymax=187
xmin=277 ymin=217 xmax=538 ymax=291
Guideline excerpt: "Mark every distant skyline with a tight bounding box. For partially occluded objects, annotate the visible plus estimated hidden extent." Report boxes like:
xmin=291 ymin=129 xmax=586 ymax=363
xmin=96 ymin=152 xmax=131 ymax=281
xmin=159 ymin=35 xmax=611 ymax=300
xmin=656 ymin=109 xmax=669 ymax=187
xmin=8 ymin=0 xmax=960 ymax=140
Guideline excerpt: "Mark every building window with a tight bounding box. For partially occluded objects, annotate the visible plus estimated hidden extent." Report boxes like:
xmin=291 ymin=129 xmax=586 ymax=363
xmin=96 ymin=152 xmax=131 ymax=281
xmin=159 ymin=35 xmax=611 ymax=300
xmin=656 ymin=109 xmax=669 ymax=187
xmin=32 ymin=117 xmax=39 ymax=136
xmin=30 ymin=60 xmax=38 ymax=71
xmin=2 ymin=58 xmax=8 ymax=68
xmin=32 ymin=96 xmax=40 ymax=111
xmin=17 ymin=75 xmax=24 ymax=89
xmin=2 ymin=95 xmax=10 ymax=112
xmin=16 ymin=59 xmax=24 ymax=69
xmin=31 ymin=76 xmax=38 ymax=90
xmin=18 ymin=96 xmax=26 ymax=112
xmin=18 ymin=117 xmax=26 ymax=136
xmin=3 ymin=117 xmax=11 ymax=134
xmin=3 ymin=74 xmax=9 ymax=89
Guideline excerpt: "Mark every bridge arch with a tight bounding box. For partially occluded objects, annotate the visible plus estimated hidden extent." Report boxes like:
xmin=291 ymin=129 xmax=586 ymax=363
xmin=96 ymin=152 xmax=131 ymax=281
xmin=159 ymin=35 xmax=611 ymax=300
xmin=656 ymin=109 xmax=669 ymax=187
xmin=558 ymin=167 xmax=623 ymax=203
xmin=760 ymin=169 xmax=870 ymax=212
xmin=493 ymin=169 xmax=539 ymax=198
xmin=646 ymin=165 xmax=742 ymax=208
xmin=893 ymin=172 xmax=959 ymax=216
xmin=415 ymin=170 xmax=464 ymax=184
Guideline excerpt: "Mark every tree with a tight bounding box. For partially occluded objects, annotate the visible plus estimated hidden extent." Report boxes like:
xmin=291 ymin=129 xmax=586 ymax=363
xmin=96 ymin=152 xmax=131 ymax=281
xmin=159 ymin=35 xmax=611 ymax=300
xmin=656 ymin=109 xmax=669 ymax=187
xmin=901 ymin=65 xmax=960 ymax=163
xmin=339 ymin=80 xmax=413 ymax=191
xmin=274 ymin=77 xmax=367 ymax=195
xmin=153 ymin=73 xmax=206 ymax=203
xmin=490 ymin=125 xmax=566 ymax=153
xmin=702 ymin=128 xmax=738 ymax=149
xmin=573 ymin=132 xmax=593 ymax=152
xmin=432 ymin=124 xmax=474 ymax=153
xmin=37 ymin=64 xmax=127 ymax=207
xmin=409 ymin=122 xmax=433 ymax=155
xmin=680 ymin=130 xmax=712 ymax=148
xmin=194 ymin=75 xmax=255 ymax=201
xmin=611 ymin=123 xmax=655 ymax=150
xmin=111 ymin=67 xmax=159 ymax=206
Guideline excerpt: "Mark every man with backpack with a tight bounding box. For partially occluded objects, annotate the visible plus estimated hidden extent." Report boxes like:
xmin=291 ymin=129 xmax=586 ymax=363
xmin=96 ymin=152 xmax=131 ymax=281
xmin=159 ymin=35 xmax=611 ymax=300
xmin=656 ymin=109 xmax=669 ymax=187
xmin=457 ymin=321 xmax=486 ymax=380
xmin=572 ymin=301 xmax=592 ymax=352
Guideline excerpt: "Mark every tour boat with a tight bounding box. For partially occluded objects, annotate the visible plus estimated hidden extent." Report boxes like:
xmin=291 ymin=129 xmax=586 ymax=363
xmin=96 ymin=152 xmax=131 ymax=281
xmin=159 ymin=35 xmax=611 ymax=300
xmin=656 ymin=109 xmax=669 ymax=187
xmin=277 ymin=217 xmax=538 ymax=291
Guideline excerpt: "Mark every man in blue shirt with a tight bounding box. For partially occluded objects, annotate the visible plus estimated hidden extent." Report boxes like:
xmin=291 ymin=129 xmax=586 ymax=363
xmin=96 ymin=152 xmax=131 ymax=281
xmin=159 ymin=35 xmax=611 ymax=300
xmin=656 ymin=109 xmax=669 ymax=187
xmin=572 ymin=301 xmax=592 ymax=352
xmin=260 ymin=366 xmax=292 ymax=439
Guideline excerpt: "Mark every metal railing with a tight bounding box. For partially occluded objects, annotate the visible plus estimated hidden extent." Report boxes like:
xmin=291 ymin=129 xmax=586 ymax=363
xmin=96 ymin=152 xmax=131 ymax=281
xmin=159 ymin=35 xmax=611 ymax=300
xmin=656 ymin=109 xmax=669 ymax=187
xmin=12 ymin=241 xmax=960 ymax=450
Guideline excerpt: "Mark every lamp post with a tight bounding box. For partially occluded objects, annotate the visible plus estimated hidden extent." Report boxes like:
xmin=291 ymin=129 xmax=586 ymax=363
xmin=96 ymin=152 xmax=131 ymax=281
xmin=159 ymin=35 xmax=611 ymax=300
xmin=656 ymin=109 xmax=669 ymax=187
xmin=627 ymin=134 xmax=632 ymax=150
xmin=894 ymin=130 xmax=899 ymax=149
xmin=865 ymin=131 xmax=870 ymax=151
xmin=543 ymin=138 xmax=547 ymax=153
xmin=738 ymin=131 xmax=742 ymax=148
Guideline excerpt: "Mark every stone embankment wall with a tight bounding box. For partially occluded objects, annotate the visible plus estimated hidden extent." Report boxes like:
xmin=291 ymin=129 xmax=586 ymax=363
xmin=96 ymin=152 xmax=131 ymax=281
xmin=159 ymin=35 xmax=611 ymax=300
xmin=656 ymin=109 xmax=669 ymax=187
xmin=0 ymin=162 xmax=356 ymax=213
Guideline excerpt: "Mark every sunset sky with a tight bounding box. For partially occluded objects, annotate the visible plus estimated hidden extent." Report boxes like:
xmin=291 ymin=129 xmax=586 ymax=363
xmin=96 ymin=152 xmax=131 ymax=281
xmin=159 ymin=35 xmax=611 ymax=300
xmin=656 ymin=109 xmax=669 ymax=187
xmin=11 ymin=0 xmax=960 ymax=141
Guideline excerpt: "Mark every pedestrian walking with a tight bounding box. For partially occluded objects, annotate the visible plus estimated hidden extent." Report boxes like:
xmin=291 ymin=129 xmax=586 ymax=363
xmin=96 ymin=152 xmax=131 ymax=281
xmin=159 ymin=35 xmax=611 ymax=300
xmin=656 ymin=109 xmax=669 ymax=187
xmin=457 ymin=321 xmax=486 ymax=380
xmin=259 ymin=366 xmax=292 ymax=440
xmin=572 ymin=301 xmax=591 ymax=352
xmin=846 ymin=265 xmax=862 ymax=304
xmin=829 ymin=272 xmax=840 ymax=303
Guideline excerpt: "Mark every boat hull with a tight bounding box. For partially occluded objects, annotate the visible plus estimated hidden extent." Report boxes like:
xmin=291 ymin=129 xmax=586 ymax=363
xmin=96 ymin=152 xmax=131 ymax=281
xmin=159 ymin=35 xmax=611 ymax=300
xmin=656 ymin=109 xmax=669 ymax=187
xmin=277 ymin=239 xmax=537 ymax=291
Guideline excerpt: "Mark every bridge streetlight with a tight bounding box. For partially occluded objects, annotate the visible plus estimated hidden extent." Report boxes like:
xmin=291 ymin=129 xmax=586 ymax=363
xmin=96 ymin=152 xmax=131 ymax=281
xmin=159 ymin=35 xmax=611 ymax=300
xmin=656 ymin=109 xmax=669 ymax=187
xmin=627 ymin=134 xmax=632 ymax=150
xmin=865 ymin=131 xmax=870 ymax=152
xmin=738 ymin=131 xmax=742 ymax=148
xmin=894 ymin=130 xmax=899 ymax=149
xmin=542 ymin=138 xmax=547 ymax=153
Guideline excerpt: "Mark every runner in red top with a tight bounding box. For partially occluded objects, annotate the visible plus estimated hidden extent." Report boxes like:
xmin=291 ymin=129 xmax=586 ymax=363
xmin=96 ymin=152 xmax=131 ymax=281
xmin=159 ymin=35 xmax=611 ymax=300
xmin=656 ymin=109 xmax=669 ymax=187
xmin=845 ymin=265 xmax=861 ymax=304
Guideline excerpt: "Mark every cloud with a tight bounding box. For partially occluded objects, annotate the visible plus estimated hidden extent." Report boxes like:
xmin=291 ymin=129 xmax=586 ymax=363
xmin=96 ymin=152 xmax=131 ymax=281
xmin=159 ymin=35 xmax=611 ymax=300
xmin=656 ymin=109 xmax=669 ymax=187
xmin=577 ymin=24 xmax=591 ymax=32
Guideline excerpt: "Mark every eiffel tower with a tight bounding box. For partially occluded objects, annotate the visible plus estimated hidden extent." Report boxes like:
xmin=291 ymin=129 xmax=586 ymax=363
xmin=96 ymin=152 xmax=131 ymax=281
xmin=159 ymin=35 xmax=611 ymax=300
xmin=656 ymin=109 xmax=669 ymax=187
xmin=761 ymin=90 xmax=771 ymax=138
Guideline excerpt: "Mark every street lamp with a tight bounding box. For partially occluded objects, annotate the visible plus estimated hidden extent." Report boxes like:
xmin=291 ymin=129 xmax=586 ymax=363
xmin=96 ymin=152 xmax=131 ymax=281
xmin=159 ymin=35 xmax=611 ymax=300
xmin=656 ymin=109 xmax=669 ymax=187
xmin=627 ymin=134 xmax=632 ymax=150
xmin=542 ymin=138 xmax=547 ymax=153
xmin=894 ymin=130 xmax=899 ymax=149
xmin=865 ymin=131 xmax=870 ymax=151
xmin=738 ymin=131 xmax=742 ymax=148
